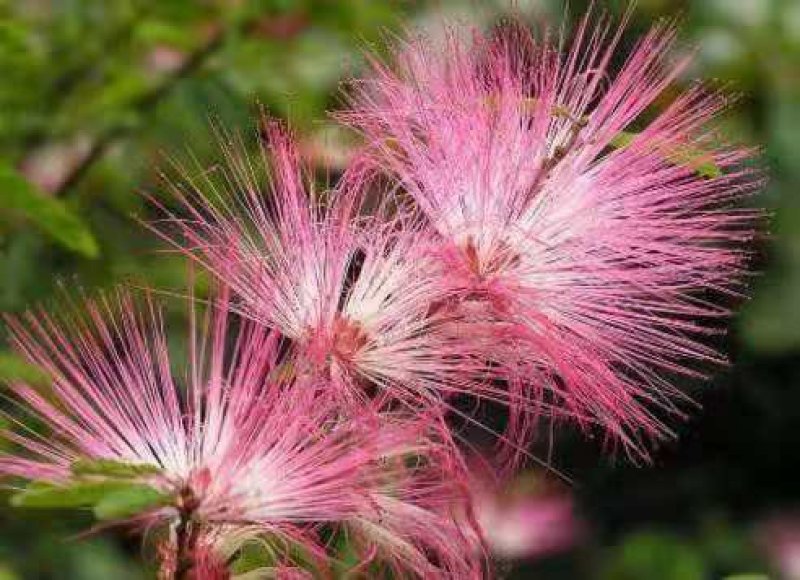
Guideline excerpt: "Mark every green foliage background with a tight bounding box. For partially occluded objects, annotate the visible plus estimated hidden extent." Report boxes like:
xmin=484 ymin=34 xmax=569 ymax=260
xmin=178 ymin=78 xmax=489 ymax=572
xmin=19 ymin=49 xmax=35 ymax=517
xmin=0 ymin=0 xmax=797 ymax=578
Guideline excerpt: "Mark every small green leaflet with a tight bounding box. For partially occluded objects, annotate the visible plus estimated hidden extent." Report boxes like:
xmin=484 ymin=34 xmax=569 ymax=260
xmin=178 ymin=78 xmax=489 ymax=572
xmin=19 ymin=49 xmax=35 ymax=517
xmin=230 ymin=535 xmax=326 ymax=576
xmin=0 ymin=161 xmax=99 ymax=258
xmin=332 ymin=529 xmax=369 ymax=576
xmin=229 ymin=541 xmax=277 ymax=574
xmin=93 ymin=485 xmax=169 ymax=520
xmin=11 ymin=478 xmax=169 ymax=520
xmin=608 ymin=131 xmax=637 ymax=149
xmin=0 ymin=352 xmax=50 ymax=389
xmin=71 ymin=458 xmax=163 ymax=479
xmin=607 ymin=130 xmax=722 ymax=179
xmin=232 ymin=570 xmax=282 ymax=580
xmin=11 ymin=480 xmax=136 ymax=509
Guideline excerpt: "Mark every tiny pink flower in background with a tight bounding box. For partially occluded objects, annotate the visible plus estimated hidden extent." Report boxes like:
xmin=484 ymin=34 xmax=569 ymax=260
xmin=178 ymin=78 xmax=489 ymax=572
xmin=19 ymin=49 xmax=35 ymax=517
xmin=756 ymin=514 xmax=800 ymax=580
xmin=469 ymin=467 xmax=583 ymax=560
xmin=343 ymin=11 xmax=763 ymax=458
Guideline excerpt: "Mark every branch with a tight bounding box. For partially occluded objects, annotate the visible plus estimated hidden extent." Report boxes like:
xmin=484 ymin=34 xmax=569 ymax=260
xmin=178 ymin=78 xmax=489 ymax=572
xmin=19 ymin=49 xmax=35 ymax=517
xmin=53 ymin=27 xmax=227 ymax=198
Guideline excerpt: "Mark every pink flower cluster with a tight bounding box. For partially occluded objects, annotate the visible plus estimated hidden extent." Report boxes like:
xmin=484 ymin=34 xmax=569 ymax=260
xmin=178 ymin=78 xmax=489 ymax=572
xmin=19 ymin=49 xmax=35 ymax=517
xmin=1 ymin=13 xmax=760 ymax=579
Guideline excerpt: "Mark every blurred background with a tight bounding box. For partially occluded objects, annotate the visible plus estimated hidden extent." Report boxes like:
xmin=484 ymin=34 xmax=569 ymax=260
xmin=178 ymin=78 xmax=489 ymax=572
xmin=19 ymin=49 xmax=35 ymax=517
xmin=0 ymin=0 xmax=797 ymax=578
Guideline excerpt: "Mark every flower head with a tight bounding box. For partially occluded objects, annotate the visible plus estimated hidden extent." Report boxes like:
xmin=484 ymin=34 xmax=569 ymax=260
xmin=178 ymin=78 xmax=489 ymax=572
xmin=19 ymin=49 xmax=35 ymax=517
xmin=0 ymin=288 xmax=379 ymax=569
xmin=343 ymin=13 xmax=763 ymax=457
xmin=148 ymin=119 xmax=489 ymax=413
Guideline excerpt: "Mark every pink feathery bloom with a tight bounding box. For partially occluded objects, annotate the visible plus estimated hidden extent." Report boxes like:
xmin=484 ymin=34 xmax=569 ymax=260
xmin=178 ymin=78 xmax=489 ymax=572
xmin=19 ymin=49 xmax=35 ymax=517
xmin=147 ymin=119 xmax=494 ymax=414
xmin=342 ymin=13 xmax=763 ymax=457
xmin=344 ymin=411 xmax=486 ymax=578
xmin=0 ymin=288 xmax=381 ymax=572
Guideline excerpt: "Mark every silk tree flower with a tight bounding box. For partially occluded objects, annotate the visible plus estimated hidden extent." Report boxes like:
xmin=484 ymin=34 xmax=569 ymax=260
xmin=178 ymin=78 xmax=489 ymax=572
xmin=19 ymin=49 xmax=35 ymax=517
xmin=342 ymin=14 xmax=763 ymax=457
xmin=0 ymin=289 xmax=385 ymax=575
xmin=147 ymin=120 xmax=506 ymax=417
xmin=342 ymin=410 xmax=486 ymax=579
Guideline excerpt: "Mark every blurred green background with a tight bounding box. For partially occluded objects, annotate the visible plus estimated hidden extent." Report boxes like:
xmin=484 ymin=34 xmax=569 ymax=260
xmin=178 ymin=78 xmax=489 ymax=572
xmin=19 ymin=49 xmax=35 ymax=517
xmin=0 ymin=0 xmax=797 ymax=578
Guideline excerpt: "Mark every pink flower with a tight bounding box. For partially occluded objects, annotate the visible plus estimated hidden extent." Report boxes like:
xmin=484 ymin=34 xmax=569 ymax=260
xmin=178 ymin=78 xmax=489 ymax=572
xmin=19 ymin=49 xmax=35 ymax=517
xmin=344 ymin=411 xmax=486 ymax=578
xmin=147 ymin=120 xmax=489 ymax=413
xmin=756 ymin=514 xmax=800 ymax=580
xmin=342 ymin=13 xmax=763 ymax=458
xmin=0 ymin=289 xmax=379 ymax=569
xmin=469 ymin=467 xmax=582 ymax=560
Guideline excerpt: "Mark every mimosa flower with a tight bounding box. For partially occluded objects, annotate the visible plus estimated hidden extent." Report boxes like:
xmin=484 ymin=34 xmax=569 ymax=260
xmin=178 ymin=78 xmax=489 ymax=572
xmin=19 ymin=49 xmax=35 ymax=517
xmin=148 ymin=120 xmax=491 ymax=412
xmin=0 ymin=289 xmax=379 ymax=572
xmin=342 ymin=13 xmax=763 ymax=457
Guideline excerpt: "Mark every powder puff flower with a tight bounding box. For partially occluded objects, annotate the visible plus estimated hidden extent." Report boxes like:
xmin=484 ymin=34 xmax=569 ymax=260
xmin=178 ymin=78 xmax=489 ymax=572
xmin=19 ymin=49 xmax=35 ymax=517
xmin=342 ymin=410 xmax=486 ymax=578
xmin=342 ymin=13 xmax=763 ymax=457
xmin=0 ymin=289 xmax=381 ymax=575
xmin=147 ymin=119 xmax=497 ymax=415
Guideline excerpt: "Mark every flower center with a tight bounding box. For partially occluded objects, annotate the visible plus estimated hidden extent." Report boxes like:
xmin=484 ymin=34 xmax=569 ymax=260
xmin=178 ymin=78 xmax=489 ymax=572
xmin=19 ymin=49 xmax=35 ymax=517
xmin=331 ymin=315 xmax=369 ymax=362
xmin=461 ymin=237 xmax=521 ymax=281
xmin=302 ymin=315 xmax=370 ymax=373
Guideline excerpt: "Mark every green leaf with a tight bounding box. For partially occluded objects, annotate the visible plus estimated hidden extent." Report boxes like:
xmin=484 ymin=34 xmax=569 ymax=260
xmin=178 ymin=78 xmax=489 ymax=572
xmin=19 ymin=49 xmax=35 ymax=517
xmin=667 ymin=144 xmax=723 ymax=179
xmin=609 ymin=131 xmax=638 ymax=149
xmin=0 ymin=352 xmax=50 ymax=389
xmin=0 ymin=563 xmax=19 ymax=580
xmin=10 ymin=480 xmax=131 ymax=509
xmin=10 ymin=479 xmax=168 ymax=520
xmin=233 ymin=570 xmax=282 ymax=580
xmin=608 ymin=131 xmax=722 ymax=178
xmin=71 ymin=458 xmax=162 ymax=479
xmin=230 ymin=541 xmax=277 ymax=574
xmin=601 ymin=532 xmax=707 ymax=580
xmin=332 ymin=529 xmax=365 ymax=575
xmin=0 ymin=162 xmax=99 ymax=258
xmin=93 ymin=485 xmax=169 ymax=520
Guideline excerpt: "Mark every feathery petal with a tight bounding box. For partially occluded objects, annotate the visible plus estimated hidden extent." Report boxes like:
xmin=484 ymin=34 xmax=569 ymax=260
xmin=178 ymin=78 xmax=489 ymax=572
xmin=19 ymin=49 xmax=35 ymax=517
xmin=147 ymin=120 xmax=488 ymax=413
xmin=0 ymin=289 xmax=377 ymax=558
xmin=342 ymin=13 xmax=763 ymax=457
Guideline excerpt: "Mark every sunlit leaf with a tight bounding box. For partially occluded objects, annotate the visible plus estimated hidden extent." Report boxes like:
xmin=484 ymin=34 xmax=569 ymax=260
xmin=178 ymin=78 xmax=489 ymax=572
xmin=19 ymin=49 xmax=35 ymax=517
xmin=10 ymin=481 xmax=131 ymax=509
xmin=71 ymin=458 xmax=163 ymax=479
xmin=10 ymin=478 xmax=168 ymax=520
xmin=232 ymin=569 xmax=284 ymax=580
xmin=230 ymin=541 xmax=276 ymax=574
xmin=0 ymin=352 xmax=50 ymax=389
xmin=0 ymin=162 xmax=99 ymax=258
xmin=93 ymin=485 xmax=169 ymax=520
